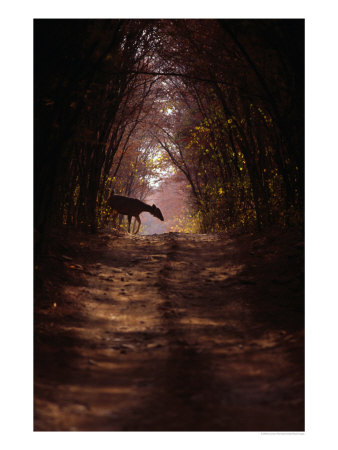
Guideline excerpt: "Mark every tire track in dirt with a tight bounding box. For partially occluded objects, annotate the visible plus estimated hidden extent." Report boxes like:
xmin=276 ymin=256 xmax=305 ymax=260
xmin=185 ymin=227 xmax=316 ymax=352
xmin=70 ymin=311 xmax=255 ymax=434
xmin=35 ymin=231 xmax=304 ymax=431
xmin=126 ymin=233 xmax=228 ymax=431
xmin=123 ymin=232 xmax=304 ymax=431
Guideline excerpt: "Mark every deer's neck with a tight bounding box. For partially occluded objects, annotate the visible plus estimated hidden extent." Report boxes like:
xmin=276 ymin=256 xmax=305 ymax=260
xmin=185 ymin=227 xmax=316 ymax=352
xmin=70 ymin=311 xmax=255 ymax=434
xmin=140 ymin=201 xmax=153 ymax=214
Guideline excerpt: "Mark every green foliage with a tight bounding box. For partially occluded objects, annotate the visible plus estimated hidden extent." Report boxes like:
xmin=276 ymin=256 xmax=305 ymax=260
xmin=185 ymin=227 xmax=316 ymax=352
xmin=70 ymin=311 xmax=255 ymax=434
xmin=166 ymin=100 xmax=300 ymax=233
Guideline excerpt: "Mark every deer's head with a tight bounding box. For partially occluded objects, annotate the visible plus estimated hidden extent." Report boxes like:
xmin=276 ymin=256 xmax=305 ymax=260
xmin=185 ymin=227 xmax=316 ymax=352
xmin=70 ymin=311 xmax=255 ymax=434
xmin=151 ymin=204 xmax=164 ymax=221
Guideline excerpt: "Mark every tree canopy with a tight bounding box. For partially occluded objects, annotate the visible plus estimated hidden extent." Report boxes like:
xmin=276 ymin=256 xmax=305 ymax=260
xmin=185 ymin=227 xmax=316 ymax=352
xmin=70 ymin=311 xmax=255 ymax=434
xmin=34 ymin=19 xmax=304 ymax=244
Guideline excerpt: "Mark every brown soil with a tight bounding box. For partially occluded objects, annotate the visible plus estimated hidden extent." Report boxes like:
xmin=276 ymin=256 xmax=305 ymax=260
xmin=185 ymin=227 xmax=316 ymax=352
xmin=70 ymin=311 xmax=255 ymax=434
xmin=34 ymin=228 xmax=304 ymax=431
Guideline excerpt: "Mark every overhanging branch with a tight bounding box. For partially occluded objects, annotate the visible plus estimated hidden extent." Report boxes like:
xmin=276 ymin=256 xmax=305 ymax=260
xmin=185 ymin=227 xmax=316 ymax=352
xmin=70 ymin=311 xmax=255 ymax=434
xmin=113 ymin=70 xmax=234 ymax=86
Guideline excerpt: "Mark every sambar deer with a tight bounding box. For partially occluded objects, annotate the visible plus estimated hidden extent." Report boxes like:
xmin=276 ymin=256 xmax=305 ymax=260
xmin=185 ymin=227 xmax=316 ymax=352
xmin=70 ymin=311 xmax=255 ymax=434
xmin=107 ymin=194 xmax=164 ymax=234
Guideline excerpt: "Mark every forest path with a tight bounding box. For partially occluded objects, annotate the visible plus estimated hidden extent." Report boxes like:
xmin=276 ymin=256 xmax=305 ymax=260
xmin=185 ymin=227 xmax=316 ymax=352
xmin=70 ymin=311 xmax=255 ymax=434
xmin=34 ymin=230 xmax=304 ymax=431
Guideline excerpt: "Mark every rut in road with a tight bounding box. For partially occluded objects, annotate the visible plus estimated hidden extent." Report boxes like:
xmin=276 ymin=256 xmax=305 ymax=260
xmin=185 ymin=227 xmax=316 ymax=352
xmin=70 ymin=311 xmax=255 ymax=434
xmin=34 ymin=231 xmax=304 ymax=431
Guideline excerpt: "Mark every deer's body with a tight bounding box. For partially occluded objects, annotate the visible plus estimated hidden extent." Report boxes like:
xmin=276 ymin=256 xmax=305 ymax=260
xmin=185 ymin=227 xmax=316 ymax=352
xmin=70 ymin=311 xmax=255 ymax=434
xmin=107 ymin=194 xmax=164 ymax=234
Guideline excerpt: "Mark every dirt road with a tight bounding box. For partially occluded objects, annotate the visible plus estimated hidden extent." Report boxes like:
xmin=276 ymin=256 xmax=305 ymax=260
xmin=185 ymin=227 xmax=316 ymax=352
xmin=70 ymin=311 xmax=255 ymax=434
xmin=34 ymin=230 xmax=304 ymax=431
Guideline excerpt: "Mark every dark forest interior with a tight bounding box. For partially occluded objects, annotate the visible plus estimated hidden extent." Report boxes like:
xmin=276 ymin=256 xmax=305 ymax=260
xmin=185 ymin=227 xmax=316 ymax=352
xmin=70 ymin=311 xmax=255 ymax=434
xmin=35 ymin=19 xmax=303 ymax=240
xmin=34 ymin=19 xmax=304 ymax=431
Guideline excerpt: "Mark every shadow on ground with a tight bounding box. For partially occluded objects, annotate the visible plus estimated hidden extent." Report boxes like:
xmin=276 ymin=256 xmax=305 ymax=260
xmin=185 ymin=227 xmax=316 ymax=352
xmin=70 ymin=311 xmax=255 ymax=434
xmin=34 ymin=227 xmax=304 ymax=431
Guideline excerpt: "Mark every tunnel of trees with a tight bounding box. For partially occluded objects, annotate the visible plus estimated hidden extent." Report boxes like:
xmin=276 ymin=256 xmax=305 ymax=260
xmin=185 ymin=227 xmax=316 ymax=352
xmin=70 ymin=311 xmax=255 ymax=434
xmin=34 ymin=19 xmax=304 ymax=247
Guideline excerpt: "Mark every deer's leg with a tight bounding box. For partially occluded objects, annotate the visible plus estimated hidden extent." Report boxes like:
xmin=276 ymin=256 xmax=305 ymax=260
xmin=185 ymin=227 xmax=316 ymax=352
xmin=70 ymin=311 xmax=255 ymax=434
xmin=127 ymin=215 xmax=132 ymax=233
xmin=134 ymin=215 xmax=141 ymax=234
